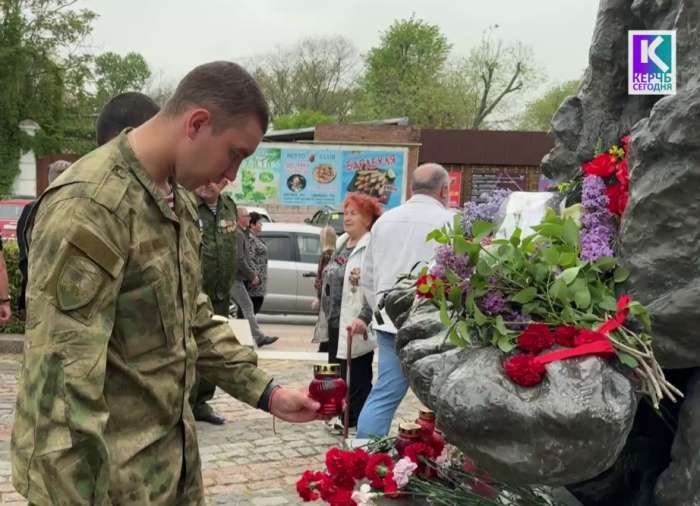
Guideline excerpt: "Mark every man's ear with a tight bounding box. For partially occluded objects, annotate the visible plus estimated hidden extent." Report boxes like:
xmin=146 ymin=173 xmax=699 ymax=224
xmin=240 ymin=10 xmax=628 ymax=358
xmin=185 ymin=109 xmax=212 ymax=140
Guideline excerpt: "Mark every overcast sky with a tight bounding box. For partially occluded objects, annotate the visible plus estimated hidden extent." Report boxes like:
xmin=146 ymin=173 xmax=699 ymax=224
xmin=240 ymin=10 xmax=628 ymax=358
xmin=75 ymin=0 xmax=599 ymax=93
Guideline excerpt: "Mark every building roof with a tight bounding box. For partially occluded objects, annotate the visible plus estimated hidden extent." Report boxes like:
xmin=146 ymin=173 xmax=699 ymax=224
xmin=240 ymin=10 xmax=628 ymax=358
xmin=264 ymin=117 xmax=410 ymax=143
xmin=419 ymin=129 xmax=554 ymax=167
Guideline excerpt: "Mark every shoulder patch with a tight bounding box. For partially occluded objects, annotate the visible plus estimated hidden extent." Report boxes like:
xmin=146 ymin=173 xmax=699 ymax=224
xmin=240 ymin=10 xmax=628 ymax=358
xmin=57 ymin=256 xmax=104 ymax=311
xmin=67 ymin=225 xmax=125 ymax=279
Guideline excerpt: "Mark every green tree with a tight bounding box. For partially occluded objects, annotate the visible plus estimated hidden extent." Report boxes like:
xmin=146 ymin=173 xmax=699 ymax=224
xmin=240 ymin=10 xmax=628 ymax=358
xmin=360 ymin=16 xmax=453 ymax=126
xmin=519 ymin=79 xmax=580 ymax=131
xmin=94 ymin=51 xmax=151 ymax=105
xmin=447 ymin=27 xmax=541 ymax=129
xmin=251 ymin=36 xmax=359 ymax=121
xmin=0 ymin=0 xmax=96 ymax=196
xmin=272 ymin=110 xmax=336 ymax=130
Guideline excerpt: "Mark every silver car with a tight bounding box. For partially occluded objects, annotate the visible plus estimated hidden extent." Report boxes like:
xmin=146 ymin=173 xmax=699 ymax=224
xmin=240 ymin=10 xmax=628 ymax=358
xmin=258 ymin=223 xmax=321 ymax=315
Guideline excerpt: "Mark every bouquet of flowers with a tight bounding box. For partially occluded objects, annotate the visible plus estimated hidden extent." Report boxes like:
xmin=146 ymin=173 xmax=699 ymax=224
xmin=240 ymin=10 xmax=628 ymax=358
xmin=296 ymin=438 xmax=560 ymax=506
xmin=415 ymin=137 xmax=680 ymax=408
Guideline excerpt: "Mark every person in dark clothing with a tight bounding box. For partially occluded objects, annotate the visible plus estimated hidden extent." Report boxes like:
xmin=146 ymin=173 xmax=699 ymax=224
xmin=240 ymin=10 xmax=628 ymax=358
xmin=18 ymin=93 xmax=161 ymax=314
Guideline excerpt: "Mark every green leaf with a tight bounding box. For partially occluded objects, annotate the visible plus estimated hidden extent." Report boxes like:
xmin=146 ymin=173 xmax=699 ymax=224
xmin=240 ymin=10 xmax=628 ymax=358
xmin=510 ymin=227 xmax=522 ymax=247
xmin=617 ymin=352 xmax=639 ymax=368
xmin=448 ymin=287 xmax=462 ymax=308
xmin=557 ymin=266 xmax=582 ymax=285
xmin=562 ymin=218 xmax=580 ymax=249
xmin=523 ymin=301 xmax=545 ymax=316
xmin=473 ymin=306 xmax=487 ymax=326
xmin=472 ymin=220 xmax=495 ymax=239
xmin=614 ymin=266 xmax=631 ymax=283
xmin=453 ymin=236 xmax=469 ymax=255
xmin=533 ymin=263 xmax=549 ymax=283
xmin=448 ymin=328 xmax=462 ymax=347
xmin=561 ymin=304 xmax=576 ymax=323
xmin=534 ymin=222 xmax=563 ymax=239
xmin=497 ymin=335 xmax=515 ymax=353
xmin=439 ymin=300 xmax=450 ymax=327
xmin=628 ymin=301 xmax=652 ymax=331
xmin=426 ymin=229 xmax=447 ymax=244
xmin=542 ymin=247 xmax=561 ymax=266
xmin=559 ymin=252 xmax=578 ymax=268
xmin=495 ymin=315 xmax=508 ymax=336
xmin=512 ymin=287 xmax=537 ymax=304
xmin=551 ymin=279 xmax=570 ymax=302
xmin=574 ymin=286 xmax=592 ymax=309
xmin=453 ymin=214 xmax=464 ymax=238
xmin=594 ymin=256 xmax=617 ymax=272
xmin=457 ymin=321 xmax=471 ymax=345
xmin=599 ymin=296 xmax=618 ymax=311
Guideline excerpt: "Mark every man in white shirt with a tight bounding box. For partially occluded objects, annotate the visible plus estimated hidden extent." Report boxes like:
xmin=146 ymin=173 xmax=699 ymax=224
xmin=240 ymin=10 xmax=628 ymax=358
xmin=356 ymin=163 xmax=453 ymax=438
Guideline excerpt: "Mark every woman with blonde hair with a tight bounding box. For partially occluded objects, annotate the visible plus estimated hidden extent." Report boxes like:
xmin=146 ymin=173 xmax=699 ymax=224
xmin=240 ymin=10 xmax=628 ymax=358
xmin=312 ymin=226 xmax=338 ymax=353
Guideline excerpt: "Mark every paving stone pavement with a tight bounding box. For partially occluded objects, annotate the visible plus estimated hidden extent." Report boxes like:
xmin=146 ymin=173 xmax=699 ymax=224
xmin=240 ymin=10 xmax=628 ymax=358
xmin=0 ymin=354 xmax=421 ymax=505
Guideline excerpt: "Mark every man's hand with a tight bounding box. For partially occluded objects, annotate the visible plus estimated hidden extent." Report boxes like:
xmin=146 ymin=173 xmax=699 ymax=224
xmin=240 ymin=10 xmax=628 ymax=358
xmin=346 ymin=319 xmax=368 ymax=340
xmin=269 ymin=387 xmax=321 ymax=423
xmin=0 ymin=301 xmax=11 ymax=323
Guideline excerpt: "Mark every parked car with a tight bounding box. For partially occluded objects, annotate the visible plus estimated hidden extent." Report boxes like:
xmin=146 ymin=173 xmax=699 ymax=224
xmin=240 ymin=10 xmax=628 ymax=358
xmin=0 ymin=199 xmax=33 ymax=240
xmin=258 ymin=222 xmax=321 ymax=315
xmin=305 ymin=207 xmax=344 ymax=235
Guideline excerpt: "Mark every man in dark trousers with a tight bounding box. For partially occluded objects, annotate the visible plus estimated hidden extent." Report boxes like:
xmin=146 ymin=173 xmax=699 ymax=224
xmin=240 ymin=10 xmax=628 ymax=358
xmin=190 ymin=179 xmax=238 ymax=424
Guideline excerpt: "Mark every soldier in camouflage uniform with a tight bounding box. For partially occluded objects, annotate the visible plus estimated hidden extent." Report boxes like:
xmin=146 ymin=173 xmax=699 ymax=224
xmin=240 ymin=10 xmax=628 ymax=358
xmin=190 ymin=180 xmax=239 ymax=425
xmin=11 ymin=61 xmax=320 ymax=506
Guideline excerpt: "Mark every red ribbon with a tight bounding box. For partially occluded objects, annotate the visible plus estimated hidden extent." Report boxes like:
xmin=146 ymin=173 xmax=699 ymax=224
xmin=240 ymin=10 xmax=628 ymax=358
xmin=533 ymin=295 xmax=630 ymax=367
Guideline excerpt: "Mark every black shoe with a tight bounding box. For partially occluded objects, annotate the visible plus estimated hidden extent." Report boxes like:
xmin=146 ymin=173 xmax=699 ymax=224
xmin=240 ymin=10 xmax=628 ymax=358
xmin=194 ymin=411 xmax=226 ymax=425
xmin=257 ymin=335 xmax=279 ymax=347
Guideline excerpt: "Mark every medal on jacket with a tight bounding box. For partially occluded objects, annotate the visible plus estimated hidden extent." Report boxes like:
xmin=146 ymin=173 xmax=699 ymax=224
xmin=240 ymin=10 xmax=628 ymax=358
xmin=349 ymin=267 xmax=361 ymax=293
xmin=219 ymin=219 xmax=237 ymax=233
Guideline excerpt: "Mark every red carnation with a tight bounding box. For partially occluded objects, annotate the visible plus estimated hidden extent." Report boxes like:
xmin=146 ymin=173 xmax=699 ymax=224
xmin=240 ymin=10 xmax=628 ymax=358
xmin=296 ymin=470 xmax=328 ymax=502
xmin=350 ymin=448 xmax=369 ymax=480
xmin=553 ymin=326 xmax=578 ymax=347
xmin=583 ymin=152 xmax=616 ymax=178
xmin=383 ymin=470 xmax=399 ymax=496
xmin=416 ymin=274 xmax=437 ymax=299
xmin=621 ymin=135 xmax=631 ymax=151
xmin=430 ymin=431 xmax=446 ymax=457
xmin=404 ymin=442 xmax=434 ymax=465
xmin=366 ymin=453 xmax=394 ymax=488
xmin=517 ymin=323 xmax=554 ymax=353
xmin=324 ymin=448 xmax=356 ymax=488
xmin=318 ymin=474 xmax=341 ymax=502
xmin=328 ymin=488 xmax=355 ymax=506
xmin=606 ymin=183 xmax=628 ymax=215
xmin=616 ymin=158 xmax=629 ymax=187
xmin=504 ymin=354 xmax=546 ymax=387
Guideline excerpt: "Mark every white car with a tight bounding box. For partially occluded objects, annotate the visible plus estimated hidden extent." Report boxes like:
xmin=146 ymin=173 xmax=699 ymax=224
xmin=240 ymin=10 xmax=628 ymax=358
xmin=258 ymin=222 xmax=321 ymax=314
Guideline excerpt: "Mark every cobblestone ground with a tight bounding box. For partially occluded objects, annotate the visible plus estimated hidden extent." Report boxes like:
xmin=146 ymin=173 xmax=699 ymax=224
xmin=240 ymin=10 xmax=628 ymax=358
xmin=0 ymin=354 xmax=420 ymax=505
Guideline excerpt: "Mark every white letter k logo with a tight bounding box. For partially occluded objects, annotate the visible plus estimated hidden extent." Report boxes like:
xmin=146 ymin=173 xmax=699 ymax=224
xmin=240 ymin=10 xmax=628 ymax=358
xmin=640 ymin=36 xmax=669 ymax=72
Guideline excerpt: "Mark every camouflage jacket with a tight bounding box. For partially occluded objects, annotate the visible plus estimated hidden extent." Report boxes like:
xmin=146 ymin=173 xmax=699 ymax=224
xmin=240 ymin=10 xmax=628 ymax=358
xmin=11 ymin=133 xmax=273 ymax=506
xmin=197 ymin=194 xmax=238 ymax=303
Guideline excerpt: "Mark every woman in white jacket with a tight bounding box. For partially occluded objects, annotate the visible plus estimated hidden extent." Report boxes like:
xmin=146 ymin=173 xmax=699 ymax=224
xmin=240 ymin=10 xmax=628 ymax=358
xmin=321 ymin=193 xmax=382 ymax=432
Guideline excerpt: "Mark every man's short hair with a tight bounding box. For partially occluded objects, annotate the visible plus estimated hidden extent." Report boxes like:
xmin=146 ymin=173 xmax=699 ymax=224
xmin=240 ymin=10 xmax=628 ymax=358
xmin=411 ymin=163 xmax=449 ymax=195
xmin=47 ymin=160 xmax=72 ymax=184
xmin=96 ymin=92 xmax=160 ymax=146
xmin=164 ymin=61 xmax=269 ymax=134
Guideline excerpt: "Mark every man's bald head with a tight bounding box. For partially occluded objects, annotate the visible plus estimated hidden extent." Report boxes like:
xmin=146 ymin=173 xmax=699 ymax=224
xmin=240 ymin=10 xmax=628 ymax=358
xmin=411 ymin=163 xmax=449 ymax=204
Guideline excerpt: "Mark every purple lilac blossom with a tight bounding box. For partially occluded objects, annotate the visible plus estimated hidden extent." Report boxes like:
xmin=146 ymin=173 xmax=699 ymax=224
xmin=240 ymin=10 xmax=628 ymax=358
xmin=429 ymin=263 xmax=445 ymax=279
xmin=479 ymin=290 xmax=506 ymax=315
xmin=462 ymin=189 xmax=512 ymax=236
xmin=434 ymin=244 xmax=473 ymax=279
xmin=580 ymin=176 xmax=616 ymax=261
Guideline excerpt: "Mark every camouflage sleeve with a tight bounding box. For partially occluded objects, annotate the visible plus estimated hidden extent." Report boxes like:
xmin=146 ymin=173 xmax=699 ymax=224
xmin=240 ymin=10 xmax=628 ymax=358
xmin=191 ymin=292 xmax=273 ymax=407
xmin=15 ymin=197 xmax=127 ymax=506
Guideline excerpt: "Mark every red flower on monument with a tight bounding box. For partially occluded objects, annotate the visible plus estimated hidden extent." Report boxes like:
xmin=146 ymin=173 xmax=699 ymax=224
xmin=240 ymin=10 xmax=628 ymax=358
xmin=516 ymin=323 xmax=554 ymax=353
xmin=416 ymin=274 xmax=437 ymax=299
xmin=383 ymin=470 xmax=399 ymax=496
xmin=553 ymin=325 xmax=578 ymax=348
xmin=296 ymin=470 xmax=329 ymax=502
xmin=328 ymin=488 xmax=355 ymax=506
xmin=606 ymin=183 xmax=628 ymax=215
xmin=365 ymin=453 xmax=394 ymax=489
xmin=404 ymin=443 xmax=435 ymax=464
xmin=583 ymin=152 xmax=617 ymax=178
xmin=503 ymin=354 xmax=546 ymax=387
